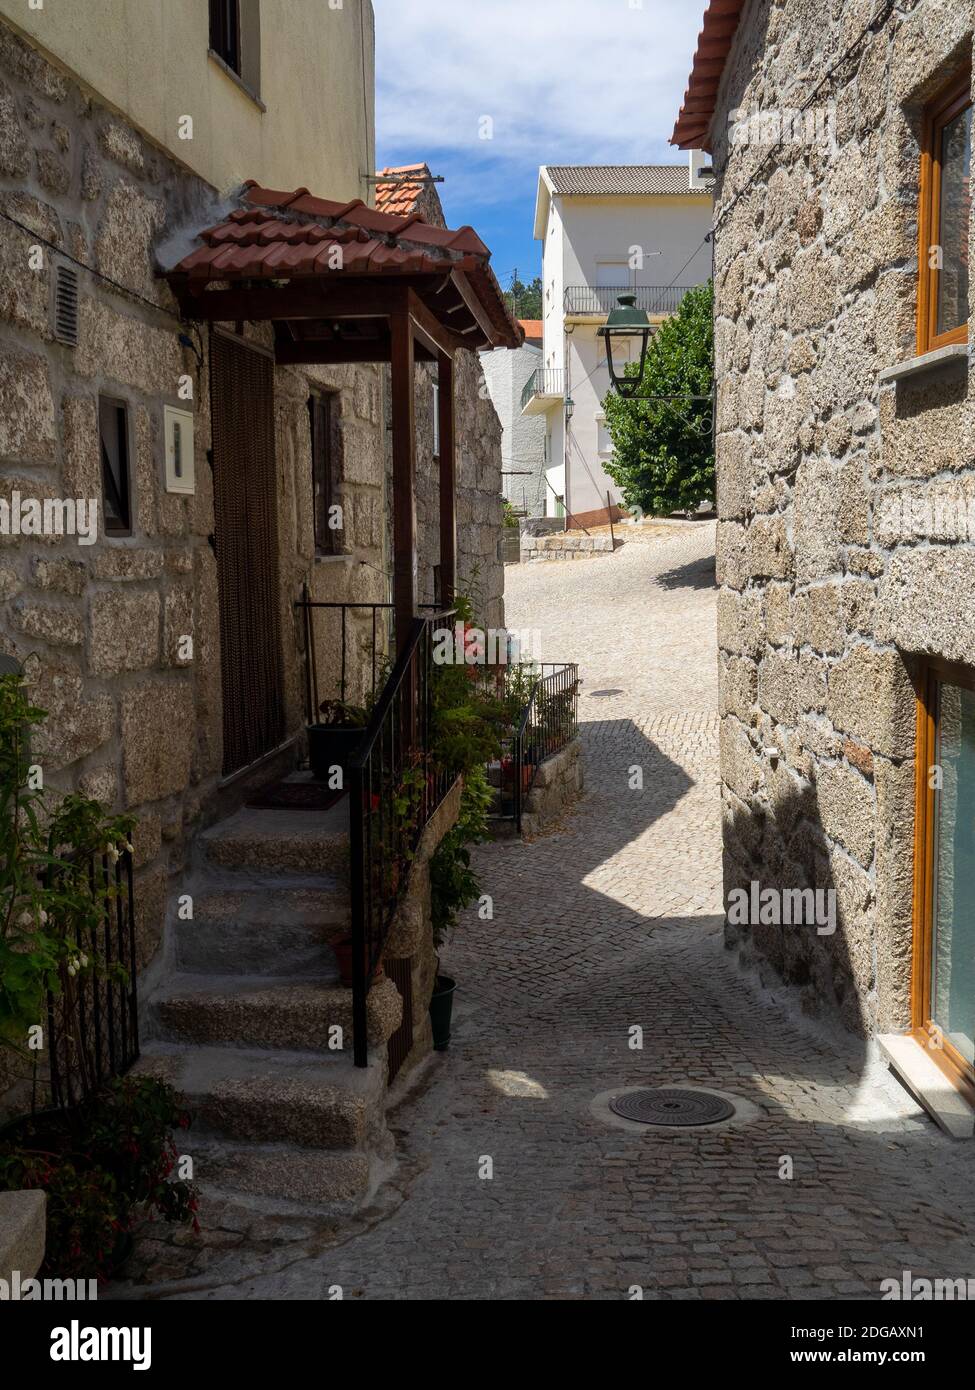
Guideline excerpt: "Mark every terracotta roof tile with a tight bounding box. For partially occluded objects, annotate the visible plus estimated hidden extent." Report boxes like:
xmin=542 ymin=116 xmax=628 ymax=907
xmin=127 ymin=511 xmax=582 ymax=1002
xmin=671 ymin=0 xmax=746 ymax=150
xmin=374 ymin=164 xmax=430 ymax=217
xmin=167 ymin=180 xmax=523 ymax=350
xmin=519 ymin=319 xmax=543 ymax=341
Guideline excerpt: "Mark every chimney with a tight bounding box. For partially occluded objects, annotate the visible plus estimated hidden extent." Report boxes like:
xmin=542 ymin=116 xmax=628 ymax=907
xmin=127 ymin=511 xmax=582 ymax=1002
xmin=688 ymin=149 xmax=714 ymax=190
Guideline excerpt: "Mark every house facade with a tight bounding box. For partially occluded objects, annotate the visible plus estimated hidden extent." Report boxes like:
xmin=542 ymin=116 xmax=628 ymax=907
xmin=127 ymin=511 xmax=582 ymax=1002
xmin=0 ymin=1 xmax=519 ymax=1193
xmin=675 ymin=0 xmax=975 ymax=1126
xmin=480 ymin=319 xmax=547 ymax=521
xmin=525 ymin=161 xmax=713 ymax=526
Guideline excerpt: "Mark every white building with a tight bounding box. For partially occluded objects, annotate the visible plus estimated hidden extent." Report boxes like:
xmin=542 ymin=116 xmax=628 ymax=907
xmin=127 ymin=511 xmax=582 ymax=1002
xmin=525 ymin=157 xmax=714 ymax=526
xmin=480 ymin=321 xmax=547 ymax=519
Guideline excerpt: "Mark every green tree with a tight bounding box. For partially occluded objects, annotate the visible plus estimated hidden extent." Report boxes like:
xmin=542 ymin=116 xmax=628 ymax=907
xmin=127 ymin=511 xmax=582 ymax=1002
xmin=505 ymin=274 xmax=542 ymax=320
xmin=602 ymin=280 xmax=714 ymax=516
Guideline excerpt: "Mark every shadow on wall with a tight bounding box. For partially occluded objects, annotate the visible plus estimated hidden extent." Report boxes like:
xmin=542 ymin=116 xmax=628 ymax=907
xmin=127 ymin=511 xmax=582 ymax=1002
xmin=720 ymin=753 xmax=914 ymax=1041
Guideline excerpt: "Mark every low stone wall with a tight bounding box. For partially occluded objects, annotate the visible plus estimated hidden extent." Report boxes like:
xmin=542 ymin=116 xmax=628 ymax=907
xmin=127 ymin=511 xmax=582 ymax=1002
xmin=0 ymin=1191 xmax=45 ymax=1286
xmin=521 ymin=739 xmax=584 ymax=836
xmin=520 ymin=535 xmax=614 ymax=562
xmin=383 ymin=778 xmax=462 ymax=1081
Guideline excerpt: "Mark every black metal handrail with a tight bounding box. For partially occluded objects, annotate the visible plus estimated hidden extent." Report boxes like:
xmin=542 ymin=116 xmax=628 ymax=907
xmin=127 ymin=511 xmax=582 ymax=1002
xmin=563 ymin=285 xmax=693 ymax=316
xmin=494 ymin=663 xmax=580 ymax=833
xmin=44 ymin=847 xmax=138 ymax=1110
xmin=347 ymin=609 xmax=456 ymax=1067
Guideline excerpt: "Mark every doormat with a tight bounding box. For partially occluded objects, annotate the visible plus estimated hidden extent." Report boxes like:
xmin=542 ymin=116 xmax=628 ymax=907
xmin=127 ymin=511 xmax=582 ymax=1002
xmin=246 ymin=782 xmax=345 ymax=812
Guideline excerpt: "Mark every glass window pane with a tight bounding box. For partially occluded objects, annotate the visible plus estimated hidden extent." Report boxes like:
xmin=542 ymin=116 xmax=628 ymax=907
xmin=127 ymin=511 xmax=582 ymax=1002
xmin=931 ymin=682 xmax=975 ymax=1066
xmin=936 ymin=104 xmax=972 ymax=338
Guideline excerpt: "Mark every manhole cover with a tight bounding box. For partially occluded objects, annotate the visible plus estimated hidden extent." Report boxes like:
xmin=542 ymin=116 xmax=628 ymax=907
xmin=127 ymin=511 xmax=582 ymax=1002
xmin=608 ymin=1088 xmax=735 ymax=1127
xmin=589 ymin=688 xmax=624 ymax=697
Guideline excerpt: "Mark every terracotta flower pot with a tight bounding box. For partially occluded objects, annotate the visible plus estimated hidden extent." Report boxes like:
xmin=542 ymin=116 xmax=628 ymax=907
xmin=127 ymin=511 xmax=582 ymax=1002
xmin=332 ymin=935 xmax=384 ymax=989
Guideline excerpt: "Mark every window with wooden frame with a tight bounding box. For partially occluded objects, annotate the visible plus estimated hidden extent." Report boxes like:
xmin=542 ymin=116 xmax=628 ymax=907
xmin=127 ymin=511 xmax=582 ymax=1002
xmin=309 ymin=391 xmax=338 ymax=555
xmin=98 ymin=395 xmax=132 ymax=535
xmin=918 ymin=69 xmax=973 ymax=354
xmin=912 ymin=656 xmax=975 ymax=1106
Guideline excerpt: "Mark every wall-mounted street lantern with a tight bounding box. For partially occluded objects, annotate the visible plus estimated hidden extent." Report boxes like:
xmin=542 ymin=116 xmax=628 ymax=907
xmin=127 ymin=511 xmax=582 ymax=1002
xmin=597 ymin=294 xmax=652 ymax=399
xmin=565 ymin=394 xmax=575 ymax=420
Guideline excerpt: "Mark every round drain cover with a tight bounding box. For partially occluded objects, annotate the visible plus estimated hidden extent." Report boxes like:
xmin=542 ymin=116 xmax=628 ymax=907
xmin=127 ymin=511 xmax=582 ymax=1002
xmin=609 ymin=1087 xmax=735 ymax=1127
xmin=589 ymin=688 xmax=624 ymax=697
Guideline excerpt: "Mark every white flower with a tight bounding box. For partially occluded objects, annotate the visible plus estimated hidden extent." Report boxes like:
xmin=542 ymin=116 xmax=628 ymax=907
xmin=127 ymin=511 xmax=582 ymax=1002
xmin=38 ymin=910 xmax=48 ymax=924
xmin=17 ymin=909 xmax=32 ymax=927
xmin=123 ymin=841 xmax=134 ymax=854
xmin=67 ymin=964 xmax=77 ymax=978
xmin=107 ymin=844 xmax=120 ymax=864
xmin=79 ymin=952 xmax=89 ymax=968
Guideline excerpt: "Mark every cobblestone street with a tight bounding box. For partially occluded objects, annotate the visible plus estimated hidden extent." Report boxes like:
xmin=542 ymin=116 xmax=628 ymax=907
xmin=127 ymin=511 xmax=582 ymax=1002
xmin=117 ymin=524 xmax=975 ymax=1301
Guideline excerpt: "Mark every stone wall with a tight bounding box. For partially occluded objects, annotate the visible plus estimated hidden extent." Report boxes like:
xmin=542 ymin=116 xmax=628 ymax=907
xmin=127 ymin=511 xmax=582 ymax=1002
xmin=383 ymin=177 xmax=506 ymax=632
xmin=710 ymin=0 xmax=975 ymax=1035
xmin=384 ymin=777 xmax=462 ymax=1078
xmin=0 ymin=18 xmax=387 ymax=1012
xmin=520 ymin=534 xmax=614 ymax=562
xmin=521 ymin=740 xmax=584 ymax=838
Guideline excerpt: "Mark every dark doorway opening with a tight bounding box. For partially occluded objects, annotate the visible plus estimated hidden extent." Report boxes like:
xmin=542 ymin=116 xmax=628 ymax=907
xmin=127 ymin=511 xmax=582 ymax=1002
xmin=210 ymin=330 xmax=285 ymax=777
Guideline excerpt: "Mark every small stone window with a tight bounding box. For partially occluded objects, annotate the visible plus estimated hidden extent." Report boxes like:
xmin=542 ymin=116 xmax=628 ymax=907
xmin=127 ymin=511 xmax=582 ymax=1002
xmin=918 ymin=69 xmax=972 ymax=354
xmin=98 ymin=395 xmax=132 ymax=535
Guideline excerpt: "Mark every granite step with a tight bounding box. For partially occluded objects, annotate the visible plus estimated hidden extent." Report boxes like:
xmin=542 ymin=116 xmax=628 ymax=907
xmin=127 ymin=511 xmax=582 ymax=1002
xmin=134 ymin=1042 xmax=386 ymax=1151
xmin=191 ymin=1140 xmax=373 ymax=1206
xmin=151 ymin=973 xmax=402 ymax=1053
xmin=199 ymin=804 xmax=350 ymax=877
xmin=175 ymin=886 xmax=349 ymax=977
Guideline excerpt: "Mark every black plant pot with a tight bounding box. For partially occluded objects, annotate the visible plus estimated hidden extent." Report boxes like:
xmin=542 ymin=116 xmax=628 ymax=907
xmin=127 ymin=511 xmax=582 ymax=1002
xmin=307 ymin=725 xmax=363 ymax=783
xmin=429 ymin=975 xmax=456 ymax=1052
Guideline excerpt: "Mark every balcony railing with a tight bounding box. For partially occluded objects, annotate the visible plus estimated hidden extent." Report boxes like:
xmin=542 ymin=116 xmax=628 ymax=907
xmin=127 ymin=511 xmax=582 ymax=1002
xmin=563 ymin=285 xmax=693 ymax=316
xmin=520 ymin=367 xmax=565 ymax=412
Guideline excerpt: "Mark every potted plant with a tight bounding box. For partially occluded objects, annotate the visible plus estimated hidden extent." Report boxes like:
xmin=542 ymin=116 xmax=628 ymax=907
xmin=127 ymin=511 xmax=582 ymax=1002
xmin=429 ymin=973 xmax=456 ymax=1051
xmin=307 ymin=698 xmax=368 ymax=783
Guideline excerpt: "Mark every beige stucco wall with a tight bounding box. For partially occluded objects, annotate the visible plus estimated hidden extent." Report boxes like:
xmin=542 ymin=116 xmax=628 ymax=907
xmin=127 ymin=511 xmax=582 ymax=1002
xmin=0 ymin=0 xmax=375 ymax=201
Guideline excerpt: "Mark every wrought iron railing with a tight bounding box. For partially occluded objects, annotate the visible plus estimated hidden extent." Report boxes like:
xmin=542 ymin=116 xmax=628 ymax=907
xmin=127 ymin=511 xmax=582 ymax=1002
xmin=45 ymin=847 xmax=139 ymax=1110
xmin=295 ymin=589 xmax=394 ymax=720
xmin=347 ymin=610 xmax=457 ymax=1067
xmin=520 ymin=367 xmax=565 ymax=411
xmin=563 ymin=285 xmax=693 ymax=316
xmin=493 ymin=663 xmax=580 ymax=833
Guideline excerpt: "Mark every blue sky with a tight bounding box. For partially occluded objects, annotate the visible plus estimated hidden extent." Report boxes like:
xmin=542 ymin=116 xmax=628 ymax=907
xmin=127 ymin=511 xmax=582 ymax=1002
xmin=372 ymin=0 xmax=706 ymax=292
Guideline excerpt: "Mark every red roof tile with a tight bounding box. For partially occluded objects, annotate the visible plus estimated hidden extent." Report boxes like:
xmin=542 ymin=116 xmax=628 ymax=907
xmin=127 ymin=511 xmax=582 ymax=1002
xmin=519 ymin=319 xmax=543 ymax=342
xmin=168 ymin=181 xmax=523 ymax=350
xmin=374 ymin=164 xmax=430 ymax=217
xmin=671 ymin=0 xmax=746 ymax=151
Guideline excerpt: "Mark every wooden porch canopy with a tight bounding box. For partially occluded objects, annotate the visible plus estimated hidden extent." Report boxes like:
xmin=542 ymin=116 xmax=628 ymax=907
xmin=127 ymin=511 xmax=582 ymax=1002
xmin=166 ymin=180 xmax=523 ymax=648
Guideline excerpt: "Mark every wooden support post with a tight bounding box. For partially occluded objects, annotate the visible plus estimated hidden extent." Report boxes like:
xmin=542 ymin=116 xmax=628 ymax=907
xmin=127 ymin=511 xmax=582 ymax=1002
xmin=390 ymin=308 xmax=417 ymax=654
xmin=437 ymin=351 xmax=457 ymax=607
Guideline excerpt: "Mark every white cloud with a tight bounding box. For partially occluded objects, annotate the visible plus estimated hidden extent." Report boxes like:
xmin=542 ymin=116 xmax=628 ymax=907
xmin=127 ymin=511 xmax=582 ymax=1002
xmin=372 ymin=0 xmax=704 ymax=208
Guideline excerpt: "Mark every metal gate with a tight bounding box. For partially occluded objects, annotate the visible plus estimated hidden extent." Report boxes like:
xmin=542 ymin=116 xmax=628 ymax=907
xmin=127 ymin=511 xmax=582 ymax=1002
xmin=210 ymin=330 xmax=285 ymax=776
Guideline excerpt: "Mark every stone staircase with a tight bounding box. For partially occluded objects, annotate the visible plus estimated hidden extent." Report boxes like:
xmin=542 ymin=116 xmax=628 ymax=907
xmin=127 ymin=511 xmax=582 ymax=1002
xmin=136 ymin=800 xmax=403 ymax=1209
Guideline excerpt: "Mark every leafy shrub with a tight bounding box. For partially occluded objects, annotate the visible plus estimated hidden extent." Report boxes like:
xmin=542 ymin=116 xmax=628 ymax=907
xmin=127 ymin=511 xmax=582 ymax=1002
xmin=0 ymin=1076 xmax=199 ymax=1280
xmin=603 ymin=280 xmax=715 ymax=516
